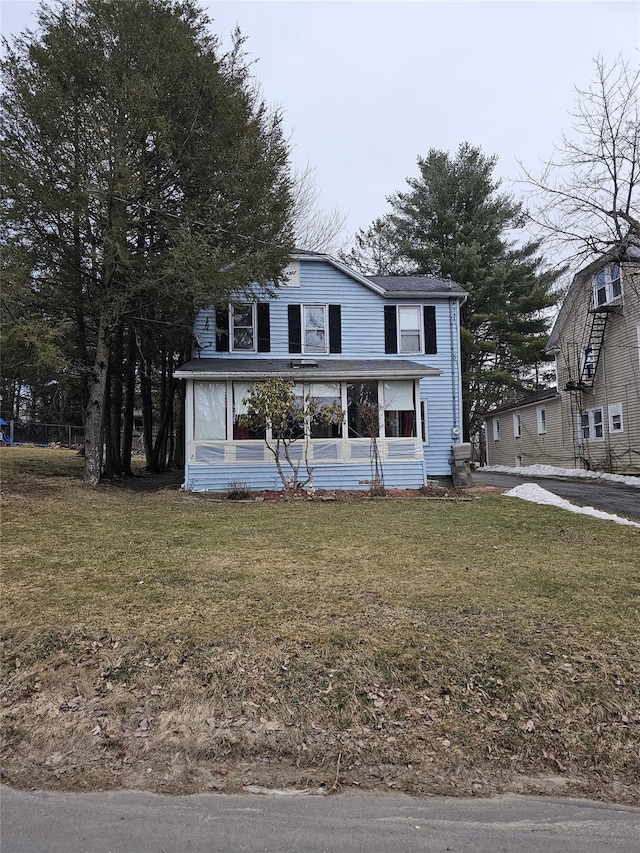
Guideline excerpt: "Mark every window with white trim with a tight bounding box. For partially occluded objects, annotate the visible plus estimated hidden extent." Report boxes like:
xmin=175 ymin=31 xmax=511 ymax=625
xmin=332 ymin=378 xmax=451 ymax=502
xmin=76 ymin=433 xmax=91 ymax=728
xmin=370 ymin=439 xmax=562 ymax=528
xmin=578 ymin=407 xmax=604 ymax=441
xmin=303 ymin=304 xmax=328 ymax=354
xmin=593 ymin=263 xmax=622 ymax=306
xmin=492 ymin=417 xmax=500 ymax=441
xmin=608 ymin=402 xmax=624 ymax=434
xmin=513 ymin=412 xmax=521 ymax=438
xmin=383 ymin=380 xmax=416 ymax=437
xmin=230 ymin=303 xmax=256 ymax=352
xmin=536 ymin=405 xmax=547 ymax=435
xmin=397 ymin=305 xmax=422 ymax=353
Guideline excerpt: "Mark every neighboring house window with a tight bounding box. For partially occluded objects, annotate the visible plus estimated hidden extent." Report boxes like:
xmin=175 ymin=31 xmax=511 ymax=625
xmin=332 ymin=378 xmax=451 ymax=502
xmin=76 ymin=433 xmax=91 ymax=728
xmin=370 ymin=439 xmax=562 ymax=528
xmin=231 ymin=303 xmax=255 ymax=351
xmin=384 ymin=305 xmax=437 ymax=354
xmin=288 ymin=304 xmax=341 ymax=354
xmin=637 ymin=326 xmax=640 ymax=368
xmin=383 ymin=380 xmax=416 ymax=437
xmin=216 ymin=304 xmax=270 ymax=352
xmin=537 ymin=406 xmax=547 ymax=435
xmin=516 ymin=455 xmax=522 ymax=467
xmin=493 ymin=417 xmax=500 ymax=441
xmin=579 ymin=407 xmax=604 ymax=441
xmin=347 ymin=382 xmax=379 ymax=437
xmin=593 ymin=263 xmax=622 ymax=306
xmin=194 ymin=382 xmax=226 ymax=440
xmin=513 ymin=412 xmax=521 ymax=438
xmin=608 ymin=402 xmax=624 ymax=434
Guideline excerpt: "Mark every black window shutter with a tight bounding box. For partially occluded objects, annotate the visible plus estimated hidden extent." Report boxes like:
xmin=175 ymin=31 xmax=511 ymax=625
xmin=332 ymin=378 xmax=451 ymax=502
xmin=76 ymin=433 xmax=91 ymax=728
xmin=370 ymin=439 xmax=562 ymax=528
xmin=215 ymin=307 xmax=229 ymax=352
xmin=288 ymin=304 xmax=302 ymax=353
xmin=257 ymin=303 xmax=270 ymax=352
xmin=384 ymin=305 xmax=397 ymax=353
xmin=328 ymin=305 xmax=342 ymax=353
xmin=424 ymin=305 xmax=437 ymax=354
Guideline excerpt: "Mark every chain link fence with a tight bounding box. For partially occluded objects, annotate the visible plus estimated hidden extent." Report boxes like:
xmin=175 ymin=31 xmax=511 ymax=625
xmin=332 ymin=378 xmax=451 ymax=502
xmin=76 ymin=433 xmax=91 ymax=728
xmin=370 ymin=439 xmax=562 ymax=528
xmin=6 ymin=421 xmax=84 ymax=448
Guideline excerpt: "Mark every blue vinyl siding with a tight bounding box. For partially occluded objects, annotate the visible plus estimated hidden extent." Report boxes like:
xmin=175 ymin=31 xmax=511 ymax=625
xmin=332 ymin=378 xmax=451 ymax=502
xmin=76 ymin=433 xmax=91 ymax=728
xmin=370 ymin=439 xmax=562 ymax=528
xmin=185 ymin=257 xmax=464 ymax=488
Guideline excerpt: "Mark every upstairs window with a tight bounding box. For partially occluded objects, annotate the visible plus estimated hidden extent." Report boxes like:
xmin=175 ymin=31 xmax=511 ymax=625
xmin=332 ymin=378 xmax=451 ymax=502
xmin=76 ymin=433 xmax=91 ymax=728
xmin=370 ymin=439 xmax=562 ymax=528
xmin=231 ymin=304 xmax=255 ymax=352
xmin=513 ymin=412 xmax=521 ymax=438
xmin=216 ymin=304 xmax=270 ymax=352
xmin=593 ymin=264 xmax=622 ymax=306
xmin=303 ymin=305 xmax=327 ymax=354
xmin=398 ymin=306 xmax=422 ymax=353
xmin=384 ymin=305 xmax=437 ymax=354
xmin=288 ymin=304 xmax=341 ymax=354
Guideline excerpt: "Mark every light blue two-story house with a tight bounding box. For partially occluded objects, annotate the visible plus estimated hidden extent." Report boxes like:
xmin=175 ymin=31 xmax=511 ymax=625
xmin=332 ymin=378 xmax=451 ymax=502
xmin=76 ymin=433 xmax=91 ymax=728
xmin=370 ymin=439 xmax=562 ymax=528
xmin=175 ymin=250 xmax=467 ymax=492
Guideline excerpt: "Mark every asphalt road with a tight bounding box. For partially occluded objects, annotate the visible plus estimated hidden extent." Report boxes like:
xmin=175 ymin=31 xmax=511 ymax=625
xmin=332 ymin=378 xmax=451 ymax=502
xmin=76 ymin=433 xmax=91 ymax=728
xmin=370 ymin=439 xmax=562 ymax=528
xmin=2 ymin=787 xmax=640 ymax=853
xmin=473 ymin=470 xmax=640 ymax=521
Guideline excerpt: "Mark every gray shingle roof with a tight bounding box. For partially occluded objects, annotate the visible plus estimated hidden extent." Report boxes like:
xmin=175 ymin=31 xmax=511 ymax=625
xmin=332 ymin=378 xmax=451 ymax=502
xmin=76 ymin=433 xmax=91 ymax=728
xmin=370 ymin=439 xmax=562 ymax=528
xmin=175 ymin=357 xmax=440 ymax=380
xmin=367 ymin=275 xmax=467 ymax=296
xmin=486 ymin=387 xmax=560 ymax=415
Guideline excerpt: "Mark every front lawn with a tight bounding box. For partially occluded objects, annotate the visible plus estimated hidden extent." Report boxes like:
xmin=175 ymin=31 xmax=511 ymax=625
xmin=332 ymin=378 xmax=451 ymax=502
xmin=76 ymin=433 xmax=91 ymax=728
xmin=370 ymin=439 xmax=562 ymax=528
xmin=1 ymin=447 xmax=639 ymax=802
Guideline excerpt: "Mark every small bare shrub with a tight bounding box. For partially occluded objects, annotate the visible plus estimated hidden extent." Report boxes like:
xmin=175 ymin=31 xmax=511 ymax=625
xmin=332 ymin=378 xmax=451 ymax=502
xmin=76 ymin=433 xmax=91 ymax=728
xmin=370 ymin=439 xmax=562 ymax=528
xmin=224 ymin=481 xmax=251 ymax=501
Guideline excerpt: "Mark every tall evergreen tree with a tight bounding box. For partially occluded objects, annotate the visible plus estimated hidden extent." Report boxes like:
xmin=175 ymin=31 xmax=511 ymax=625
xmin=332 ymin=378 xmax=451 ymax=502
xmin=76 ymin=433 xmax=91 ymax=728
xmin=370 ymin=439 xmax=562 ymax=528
xmin=347 ymin=144 xmax=561 ymax=451
xmin=1 ymin=0 xmax=294 ymax=483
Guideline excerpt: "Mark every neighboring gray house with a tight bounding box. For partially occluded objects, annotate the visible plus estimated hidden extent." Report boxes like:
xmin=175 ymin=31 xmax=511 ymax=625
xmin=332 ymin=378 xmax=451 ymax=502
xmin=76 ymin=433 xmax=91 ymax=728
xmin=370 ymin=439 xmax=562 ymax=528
xmin=484 ymin=243 xmax=640 ymax=474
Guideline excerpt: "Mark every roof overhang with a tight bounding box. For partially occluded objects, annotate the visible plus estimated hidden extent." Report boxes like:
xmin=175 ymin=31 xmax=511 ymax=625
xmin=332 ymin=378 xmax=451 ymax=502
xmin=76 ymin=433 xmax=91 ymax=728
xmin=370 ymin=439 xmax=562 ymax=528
xmin=175 ymin=358 xmax=440 ymax=381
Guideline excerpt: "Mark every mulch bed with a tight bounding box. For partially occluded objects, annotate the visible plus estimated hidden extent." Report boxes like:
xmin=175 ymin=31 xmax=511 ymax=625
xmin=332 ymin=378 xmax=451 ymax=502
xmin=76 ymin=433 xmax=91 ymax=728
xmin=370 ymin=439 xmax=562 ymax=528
xmin=197 ymin=484 xmax=484 ymax=502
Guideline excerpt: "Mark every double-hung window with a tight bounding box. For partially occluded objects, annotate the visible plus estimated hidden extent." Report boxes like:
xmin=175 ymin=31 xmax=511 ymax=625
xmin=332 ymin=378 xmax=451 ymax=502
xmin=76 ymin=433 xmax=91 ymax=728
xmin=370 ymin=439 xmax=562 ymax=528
xmin=593 ymin=264 xmax=622 ymax=306
xmin=384 ymin=305 xmax=437 ymax=354
xmin=288 ymin=304 xmax=341 ymax=354
xmin=398 ymin=306 xmax=422 ymax=353
xmin=536 ymin=406 xmax=546 ymax=435
xmin=303 ymin=304 xmax=328 ymax=354
xmin=231 ymin=303 xmax=256 ymax=352
xmin=513 ymin=412 xmax=521 ymax=438
xmin=608 ymin=402 xmax=623 ymax=434
xmin=579 ymin=407 xmax=603 ymax=441
xmin=493 ymin=418 xmax=500 ymax=441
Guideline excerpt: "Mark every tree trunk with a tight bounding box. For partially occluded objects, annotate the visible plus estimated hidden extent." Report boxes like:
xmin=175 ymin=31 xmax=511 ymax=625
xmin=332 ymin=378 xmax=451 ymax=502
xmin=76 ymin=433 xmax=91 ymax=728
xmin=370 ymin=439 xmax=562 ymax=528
xmin=84 ymin=315 xmax=111 ymax=485
xmin=120 ymin=324 xmax=137 ymax=477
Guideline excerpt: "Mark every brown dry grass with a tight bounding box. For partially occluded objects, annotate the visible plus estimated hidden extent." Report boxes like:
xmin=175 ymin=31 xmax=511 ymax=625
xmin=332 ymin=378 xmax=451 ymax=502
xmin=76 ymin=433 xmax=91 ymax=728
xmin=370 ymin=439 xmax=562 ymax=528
xmin=1 ymin=447 xmax=639 ymax=802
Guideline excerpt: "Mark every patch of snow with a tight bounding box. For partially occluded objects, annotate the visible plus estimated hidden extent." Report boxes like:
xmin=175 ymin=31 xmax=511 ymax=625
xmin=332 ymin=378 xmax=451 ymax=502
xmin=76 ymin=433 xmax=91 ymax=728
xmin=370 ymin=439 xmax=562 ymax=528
xmin=504 ymin=483 xmax=640 ymax=528
xmin=483 ymin=464 xmax=640 ymax=488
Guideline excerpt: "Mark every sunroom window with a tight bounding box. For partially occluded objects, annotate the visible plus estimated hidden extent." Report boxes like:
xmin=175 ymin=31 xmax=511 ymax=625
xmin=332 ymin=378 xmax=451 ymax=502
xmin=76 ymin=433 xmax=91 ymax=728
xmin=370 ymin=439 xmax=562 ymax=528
xmin=347 ymin=382 xmax=379 ymax=438
xmin=383 ymin=380 xmax=416 ymax=437
xmin=194 ymin=382 xmax=226 ymax=439
xmin=232 ymin=382 xmax=265 ymax=440
xmin=308 ymin=382 xmax=342 ymax=438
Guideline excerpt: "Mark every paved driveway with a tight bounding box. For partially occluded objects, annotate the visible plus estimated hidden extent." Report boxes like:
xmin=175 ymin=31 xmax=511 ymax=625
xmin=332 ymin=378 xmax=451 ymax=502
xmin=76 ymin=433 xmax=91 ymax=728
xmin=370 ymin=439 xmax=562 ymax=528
xmin=2 ymin=787 xmax=640 ymax=853
xmin=473 ymin=470 xmax=640 ymax=521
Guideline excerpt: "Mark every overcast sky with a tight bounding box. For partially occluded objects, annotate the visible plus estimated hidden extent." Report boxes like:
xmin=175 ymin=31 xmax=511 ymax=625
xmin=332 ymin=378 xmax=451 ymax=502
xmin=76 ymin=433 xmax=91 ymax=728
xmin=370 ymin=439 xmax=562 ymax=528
xmin=2 ymin=0 xmax=639 ymax=253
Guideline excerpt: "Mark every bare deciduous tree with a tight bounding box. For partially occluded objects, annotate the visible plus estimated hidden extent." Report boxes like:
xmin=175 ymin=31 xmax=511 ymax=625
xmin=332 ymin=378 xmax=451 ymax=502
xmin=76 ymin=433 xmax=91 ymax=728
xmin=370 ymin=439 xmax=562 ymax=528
xmin=522 ymin=55 xmax=639 ymax=261
xmin=291 ymin=164 xmax=350 ymax=254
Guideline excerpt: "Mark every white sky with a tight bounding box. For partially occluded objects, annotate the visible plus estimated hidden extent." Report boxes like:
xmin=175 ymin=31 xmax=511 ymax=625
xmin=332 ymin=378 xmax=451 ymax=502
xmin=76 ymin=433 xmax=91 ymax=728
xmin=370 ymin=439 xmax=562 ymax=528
xmin=2 ymin=0 xmax=639 ymax=251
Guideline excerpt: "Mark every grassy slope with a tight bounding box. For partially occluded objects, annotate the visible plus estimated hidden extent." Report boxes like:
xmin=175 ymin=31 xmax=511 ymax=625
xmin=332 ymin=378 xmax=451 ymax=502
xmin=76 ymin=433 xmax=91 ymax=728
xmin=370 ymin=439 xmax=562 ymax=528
xmin=1 ymin=448 xmax=639 ymax=801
